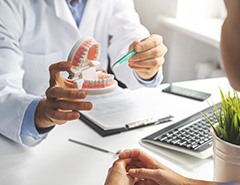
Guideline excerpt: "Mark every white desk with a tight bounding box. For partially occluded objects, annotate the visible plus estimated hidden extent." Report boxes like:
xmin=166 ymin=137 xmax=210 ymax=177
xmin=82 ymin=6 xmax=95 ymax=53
xmin=0 ymin=77 xmax=232 ymax=185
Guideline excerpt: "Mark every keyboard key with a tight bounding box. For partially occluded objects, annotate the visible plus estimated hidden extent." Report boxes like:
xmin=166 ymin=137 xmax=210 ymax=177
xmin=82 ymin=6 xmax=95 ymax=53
xmin=141 ymin=102 xmax=222 ymax=159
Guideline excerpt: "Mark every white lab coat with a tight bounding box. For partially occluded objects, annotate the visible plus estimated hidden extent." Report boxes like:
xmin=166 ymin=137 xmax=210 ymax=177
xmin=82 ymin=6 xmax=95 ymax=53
xmin=0 ymin=0 xmax=157 ymax=145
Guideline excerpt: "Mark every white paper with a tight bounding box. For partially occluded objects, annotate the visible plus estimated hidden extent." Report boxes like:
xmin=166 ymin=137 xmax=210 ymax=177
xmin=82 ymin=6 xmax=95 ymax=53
xmin=82 ymin=87 xmax=171 ymax=130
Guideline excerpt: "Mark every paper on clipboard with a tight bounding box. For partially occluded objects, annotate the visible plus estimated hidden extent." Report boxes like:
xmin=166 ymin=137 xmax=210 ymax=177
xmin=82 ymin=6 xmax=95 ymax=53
xmin=81 ymin=87 xmax=172 ymax=135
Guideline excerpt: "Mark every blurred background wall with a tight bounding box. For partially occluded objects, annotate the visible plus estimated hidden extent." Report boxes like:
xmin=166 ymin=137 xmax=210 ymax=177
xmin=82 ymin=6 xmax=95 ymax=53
xmin=133 ymin=0 xmax=226 ymax=83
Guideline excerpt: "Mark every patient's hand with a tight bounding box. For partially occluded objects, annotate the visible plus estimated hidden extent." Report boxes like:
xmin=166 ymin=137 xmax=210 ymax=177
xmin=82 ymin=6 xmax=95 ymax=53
xmin=118 ymin=149 xmax=217 ymax=185
xmin=104 ymin=158 xmax=136 ymax=185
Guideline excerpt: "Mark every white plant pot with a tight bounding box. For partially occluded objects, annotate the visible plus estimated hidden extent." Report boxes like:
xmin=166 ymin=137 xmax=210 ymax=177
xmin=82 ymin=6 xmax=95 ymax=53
xmin=212 ymin=129 xmax=240 ymax=182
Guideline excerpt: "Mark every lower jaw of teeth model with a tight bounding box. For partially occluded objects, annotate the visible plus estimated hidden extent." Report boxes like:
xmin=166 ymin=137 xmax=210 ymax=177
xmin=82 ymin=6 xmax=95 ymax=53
xmin=68 ymin=37 xmax=117 ymax=95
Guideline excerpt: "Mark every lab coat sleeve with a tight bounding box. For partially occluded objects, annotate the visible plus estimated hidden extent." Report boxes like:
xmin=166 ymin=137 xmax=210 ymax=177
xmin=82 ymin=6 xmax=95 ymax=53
xmin=20 ymin=98 xmax=50 ymax=147
xmin=0 ymin=1 xmax=45 ymax=146
xmin=133 ymin=69 xmax=163 ymax=87
xmin=107 ymin=0 xmax=163 ymax=89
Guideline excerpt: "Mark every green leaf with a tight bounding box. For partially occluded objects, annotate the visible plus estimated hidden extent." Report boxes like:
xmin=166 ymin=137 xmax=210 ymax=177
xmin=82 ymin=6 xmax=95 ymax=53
xmin=202 ymin=89 xmax=240 ymax=145
xmin=218 ymin=126 xmax=228 ymax=141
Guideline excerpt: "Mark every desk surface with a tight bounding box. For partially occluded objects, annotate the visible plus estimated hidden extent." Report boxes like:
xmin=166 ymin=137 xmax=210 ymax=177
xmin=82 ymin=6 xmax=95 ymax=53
xmin=0 ymin=77 xmax=231 ymax=185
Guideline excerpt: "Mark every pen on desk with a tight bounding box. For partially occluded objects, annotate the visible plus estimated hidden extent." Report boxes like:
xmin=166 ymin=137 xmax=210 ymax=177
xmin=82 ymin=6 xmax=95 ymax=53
xmin=68 ymin=138 xmax=121 ymax=155
xmin=111 ymin=50 xmax=137 ymax=70
xmin=125 ymin=116 xmax=173 ymax=129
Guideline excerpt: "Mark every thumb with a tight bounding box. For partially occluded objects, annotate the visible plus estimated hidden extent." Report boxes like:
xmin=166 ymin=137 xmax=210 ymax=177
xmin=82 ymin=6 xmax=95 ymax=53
xmin=129 ymin=40 xmax=140 ymax=51
xmin=128 ymin=168 xmax=160 ymax=182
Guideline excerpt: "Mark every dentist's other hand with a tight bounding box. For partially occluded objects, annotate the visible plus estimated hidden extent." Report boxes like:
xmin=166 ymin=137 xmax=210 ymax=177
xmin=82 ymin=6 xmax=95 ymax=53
xmin=128 ymin=34 xmax=167 ymax=80
xmin=35 ymin=61 xmax=93 ymax=129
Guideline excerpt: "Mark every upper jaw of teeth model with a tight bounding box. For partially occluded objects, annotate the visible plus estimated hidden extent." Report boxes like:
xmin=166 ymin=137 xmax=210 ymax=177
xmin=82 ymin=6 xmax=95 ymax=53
xmin=68 ymin=37 xmax=117 ymax=95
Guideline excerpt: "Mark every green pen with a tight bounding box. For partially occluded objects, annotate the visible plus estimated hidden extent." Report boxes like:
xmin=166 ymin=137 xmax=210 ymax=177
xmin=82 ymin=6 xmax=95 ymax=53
xmin=111 ymin=50 xmax=137 ymax=70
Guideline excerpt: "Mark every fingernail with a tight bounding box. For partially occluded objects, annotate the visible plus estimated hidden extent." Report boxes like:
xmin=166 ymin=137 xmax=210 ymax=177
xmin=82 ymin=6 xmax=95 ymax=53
xmin=72 ymin=111 xmax=80 ymax=119
xmin=86 ymin=102 xmax=93 ymax=110
xmin=135 ymin=45 xmax=143 ymax=52
xmin=78 ymin=91 xmax=86 ymax=97
xmin=128 ymin=170 xmax=135 ymax=175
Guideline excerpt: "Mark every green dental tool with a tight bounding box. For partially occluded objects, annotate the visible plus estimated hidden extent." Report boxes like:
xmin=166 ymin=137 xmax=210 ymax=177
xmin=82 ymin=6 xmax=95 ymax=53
xmin=111 ymin=50 xmax=137 ymax=70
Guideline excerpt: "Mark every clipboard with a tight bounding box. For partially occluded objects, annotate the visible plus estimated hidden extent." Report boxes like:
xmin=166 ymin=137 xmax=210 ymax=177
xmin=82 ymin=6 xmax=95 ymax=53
xmin=80 ymin=87 xmax=173 ymax=136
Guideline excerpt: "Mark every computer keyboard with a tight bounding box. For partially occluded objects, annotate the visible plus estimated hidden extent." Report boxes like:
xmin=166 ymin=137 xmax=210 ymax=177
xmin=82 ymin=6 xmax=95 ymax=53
xmin=140 ymin=102 xmax=221 ymax=159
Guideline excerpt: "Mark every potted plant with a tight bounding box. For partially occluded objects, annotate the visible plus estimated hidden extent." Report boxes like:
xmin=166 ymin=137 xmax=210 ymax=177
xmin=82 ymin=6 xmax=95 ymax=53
xmin=202 ymin=89 xmax=240 ymax=182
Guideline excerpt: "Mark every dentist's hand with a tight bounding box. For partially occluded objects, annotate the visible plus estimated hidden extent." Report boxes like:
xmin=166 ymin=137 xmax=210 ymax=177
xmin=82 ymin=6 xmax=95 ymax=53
xmin=35 ymin=61 xmax=93 ymax=129
xmin=128 ymin=34 xmax=167 ymax=81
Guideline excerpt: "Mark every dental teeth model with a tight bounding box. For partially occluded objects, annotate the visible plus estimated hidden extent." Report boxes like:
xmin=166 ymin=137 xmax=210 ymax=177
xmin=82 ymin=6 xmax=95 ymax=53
xmin=68 ymin=37 xmax=117 ymax=95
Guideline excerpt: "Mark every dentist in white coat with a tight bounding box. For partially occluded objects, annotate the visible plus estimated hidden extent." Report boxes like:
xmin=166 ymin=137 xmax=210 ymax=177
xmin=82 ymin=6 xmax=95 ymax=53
xmin=0 ymin=0 xmax=167 ymax=147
